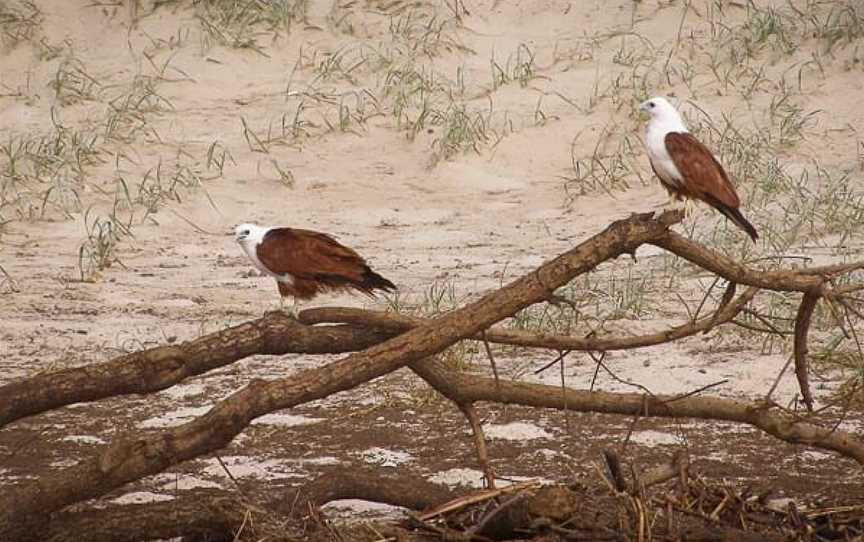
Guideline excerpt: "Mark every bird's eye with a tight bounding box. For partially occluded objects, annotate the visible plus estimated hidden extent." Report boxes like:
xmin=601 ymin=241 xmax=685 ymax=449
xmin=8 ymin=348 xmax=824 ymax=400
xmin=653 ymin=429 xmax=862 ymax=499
xmin=241 ymin=230 xmax=250 ymax=236
xmin=649 ymin=102 xmax=655 ymax=108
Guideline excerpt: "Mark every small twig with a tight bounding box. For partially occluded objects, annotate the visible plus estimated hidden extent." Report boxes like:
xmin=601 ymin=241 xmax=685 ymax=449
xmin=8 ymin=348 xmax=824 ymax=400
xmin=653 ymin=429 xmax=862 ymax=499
xmin=839 ymin=299 xmax=864 ymax=365
xmin=793 ymin=291 xmax=820 ymax=411
xmin=480 ymin=331 xmax=501 ymax=397
xmin=741 ymin=307 xmax=793 ymax=336
xmin=692 ymin=276 xmax=722 ymax=322
xmin=595 ymin=356 xmax=654 ymax=396
xmin=709 ymin=493 xmax=731 ymax=520
xmin=837 ymin=294 xmax=864 ymax=323
xmin=664 ymin=380 xmax=729 ymax=404
xmin=533 ymin=349 xmax=571 ymax=375
xmin=406 ymin=515 xmax=471 ymax=541
xmin=765 ymin=355 xmax=794 ymax=401
xmin=620 ymin=395 xmax=648 ymax=452
xmin=709 ymin=281 xmax=738 ymax=328
xmin=664 ymin=494 xmax=721 ymax=524
xmin=588 ymin=349 xmax=605 ymax=392
xmin=731 ymin=318 xmax=791 ymax=335
xmin=466 ymin=493 xmax=527 ymax=538
xmin=458 ymin=403 xmax=496 ymax=490
xmin=559 ymin=351 xmax=570 ymax=430
xmin=602 ymin=449 xmax=628 ymax=492
xmin=214 ymin=454 xmax=246 ymax=498
xmin=418 ymin=481 xmax=539 ymax=520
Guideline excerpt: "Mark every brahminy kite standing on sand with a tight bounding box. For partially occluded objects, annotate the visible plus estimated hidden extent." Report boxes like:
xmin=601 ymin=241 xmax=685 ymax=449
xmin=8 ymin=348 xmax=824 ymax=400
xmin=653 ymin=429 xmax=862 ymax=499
xmin=640 ymin=96 xmax=759 ymax=242
xmin=235 ymin=223 xmax=396 ymax=316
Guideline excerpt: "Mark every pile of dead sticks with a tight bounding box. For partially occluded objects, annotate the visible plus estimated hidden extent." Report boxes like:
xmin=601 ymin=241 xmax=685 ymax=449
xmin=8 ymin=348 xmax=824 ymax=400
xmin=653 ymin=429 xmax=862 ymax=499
xmin=389 ymin=454 xmax=864 ymax=542
xmin=1 ymin=210 xmax=863 ymax=541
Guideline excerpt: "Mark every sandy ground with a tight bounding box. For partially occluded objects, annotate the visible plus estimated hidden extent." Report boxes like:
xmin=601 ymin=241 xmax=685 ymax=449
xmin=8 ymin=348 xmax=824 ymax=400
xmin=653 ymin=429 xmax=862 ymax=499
xmin=1 ymin=0 xmax=863 ymax=524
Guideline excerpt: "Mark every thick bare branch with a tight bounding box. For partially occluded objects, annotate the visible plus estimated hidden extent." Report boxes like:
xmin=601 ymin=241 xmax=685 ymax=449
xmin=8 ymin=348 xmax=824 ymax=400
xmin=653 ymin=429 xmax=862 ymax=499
xmin=288 ymin=466 xmax=457 ymax=514
xmin=0 ymin=210 xmax=682 ymax=539
xmin=797 ymin=261 xmax=864 ymax=277
xmin=653 ymin=232 xmax=827 ymax=293
xmin=300 ymin=285 xmax=758 ymax=352
xmin=411 ymin=358 xmax=864 ymax=464
xmin=406 ymin=349 xmax=864 ymax=468
xmin=0 ymin=318 xmax=393 ymax=429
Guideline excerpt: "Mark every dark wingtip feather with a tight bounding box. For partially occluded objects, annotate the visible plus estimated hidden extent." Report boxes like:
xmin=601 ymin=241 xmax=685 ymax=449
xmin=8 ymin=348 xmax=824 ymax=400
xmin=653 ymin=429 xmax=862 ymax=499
xmin=360 ymin=267 xmax=397 ymax=294
xmin=702 ymin=193 xmax=759 ymax=242
xmin=716 ymin=203 xmax=759 ymax=242
xmin=725 ymin=206 xmax=759 ymax=243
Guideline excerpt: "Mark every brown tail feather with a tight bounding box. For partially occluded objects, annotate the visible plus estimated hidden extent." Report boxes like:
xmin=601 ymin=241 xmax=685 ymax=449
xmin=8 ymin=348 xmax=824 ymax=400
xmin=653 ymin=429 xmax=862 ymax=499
xmin=705 ymin=194 xmax=759 ymax=242
xmin=358 ymin=267 xmax=396 ymax=295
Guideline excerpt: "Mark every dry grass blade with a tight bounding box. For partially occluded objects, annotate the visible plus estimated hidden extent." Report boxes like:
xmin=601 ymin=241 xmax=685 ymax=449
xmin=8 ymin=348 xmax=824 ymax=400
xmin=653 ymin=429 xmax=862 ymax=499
xmin=0 ymin=0 xmax=42 ymax=46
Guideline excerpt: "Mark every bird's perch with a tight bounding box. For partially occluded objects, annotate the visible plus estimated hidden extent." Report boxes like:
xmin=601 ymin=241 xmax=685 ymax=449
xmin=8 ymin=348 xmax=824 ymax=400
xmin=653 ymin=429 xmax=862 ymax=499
xmin=1 ymin=209 xmax=862 ymax=541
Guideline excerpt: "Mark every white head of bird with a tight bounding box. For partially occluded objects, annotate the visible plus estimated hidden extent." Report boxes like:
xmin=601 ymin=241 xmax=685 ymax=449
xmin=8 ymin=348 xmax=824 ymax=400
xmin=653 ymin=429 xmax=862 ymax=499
xmin=234 ymin=223 xmax=268 ymax=248
xmin=640 ymin=96 xmax=687 ymax=134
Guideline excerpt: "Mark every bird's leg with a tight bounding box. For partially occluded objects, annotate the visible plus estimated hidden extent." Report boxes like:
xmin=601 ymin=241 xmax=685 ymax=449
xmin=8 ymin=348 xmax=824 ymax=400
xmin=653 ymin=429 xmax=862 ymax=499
xmin=276 ymin=295 xmax=300 ymax=319
xmin=683 ymin=198 xmax=695 ymax=217
xmin=293 ymin=298 xmax=306 ymax=319
xmin=283 ymin=298 xmax=301 ymax=319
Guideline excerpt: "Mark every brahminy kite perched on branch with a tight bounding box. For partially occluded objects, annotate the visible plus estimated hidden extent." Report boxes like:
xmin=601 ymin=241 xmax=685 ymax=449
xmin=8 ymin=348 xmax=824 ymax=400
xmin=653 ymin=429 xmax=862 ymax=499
xmin=640 ymin=96 xmax=759 ymax=242
xmin=235 ymin=223 xmax=396 ymax=316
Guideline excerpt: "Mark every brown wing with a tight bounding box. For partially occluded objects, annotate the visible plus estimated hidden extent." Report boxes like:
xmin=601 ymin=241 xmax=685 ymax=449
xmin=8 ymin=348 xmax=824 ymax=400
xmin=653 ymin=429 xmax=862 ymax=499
xmin=664 ymin=132 xmax=740 ymax=208
xmin=257 ymin=228 xmax=367 ymax=283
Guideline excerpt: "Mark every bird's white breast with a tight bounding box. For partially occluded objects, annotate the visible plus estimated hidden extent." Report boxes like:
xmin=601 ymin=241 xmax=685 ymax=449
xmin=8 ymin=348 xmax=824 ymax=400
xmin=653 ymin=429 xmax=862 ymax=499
xmin=645 ymin=122 xmax=684 ymax=188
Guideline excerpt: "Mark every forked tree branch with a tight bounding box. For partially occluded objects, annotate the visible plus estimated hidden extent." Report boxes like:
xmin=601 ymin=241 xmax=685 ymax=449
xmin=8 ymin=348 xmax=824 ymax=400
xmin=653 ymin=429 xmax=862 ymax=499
xmin=406 ymin=357 xmax=864 ymax=463
xmin=0 ymin=210 xmax=682 ymax=539
xmin=652 ymin=232 xmax=827 ymax=293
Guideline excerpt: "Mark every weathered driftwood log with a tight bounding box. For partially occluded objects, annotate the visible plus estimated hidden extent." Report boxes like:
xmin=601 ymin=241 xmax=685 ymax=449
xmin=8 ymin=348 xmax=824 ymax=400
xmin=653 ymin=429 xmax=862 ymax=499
xmin=30 ymin=468 xmax=458 ymax=542
xmin=32 ymin=489 xmax=293 ymax=542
